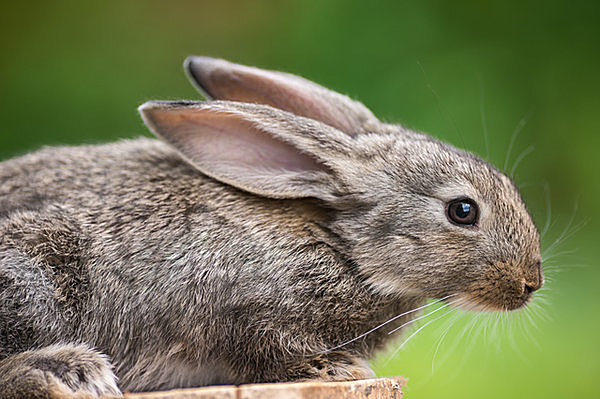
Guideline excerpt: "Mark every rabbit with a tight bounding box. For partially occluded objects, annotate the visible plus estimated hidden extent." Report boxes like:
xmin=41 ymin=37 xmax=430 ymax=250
xmin=0 ymin=56 xmax=544 ymax=398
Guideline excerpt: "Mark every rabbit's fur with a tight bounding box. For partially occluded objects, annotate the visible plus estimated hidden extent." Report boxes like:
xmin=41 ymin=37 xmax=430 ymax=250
xmin=0 ymin=57 xmax=543 ymax=397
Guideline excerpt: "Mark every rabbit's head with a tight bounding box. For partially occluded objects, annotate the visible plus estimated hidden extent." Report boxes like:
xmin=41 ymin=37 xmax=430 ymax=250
xmin=139 ymin=57 xmax=543 ymax=312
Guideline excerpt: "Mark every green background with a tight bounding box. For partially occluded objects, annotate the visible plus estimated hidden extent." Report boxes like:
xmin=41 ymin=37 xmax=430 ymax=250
xmin=1 ymin=1 xmax=598 ymax=397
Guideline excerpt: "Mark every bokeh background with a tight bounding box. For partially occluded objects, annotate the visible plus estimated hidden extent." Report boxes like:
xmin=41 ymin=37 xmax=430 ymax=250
xmin=1 ymin=1 xmax=598 ymax=397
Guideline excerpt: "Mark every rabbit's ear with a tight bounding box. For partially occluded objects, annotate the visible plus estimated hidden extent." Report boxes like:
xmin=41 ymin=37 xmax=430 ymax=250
xmin=184 ymin=56 xmax=378 ymax=137
xmin=139 ymin=101 xmax=350 ymax=201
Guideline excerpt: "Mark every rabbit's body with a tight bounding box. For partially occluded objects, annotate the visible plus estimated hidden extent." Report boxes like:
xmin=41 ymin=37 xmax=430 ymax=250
xmin=0 ymin=57 xmax=543 ymax=397
xmin=0 ymin=139 xmax=418 ymax=392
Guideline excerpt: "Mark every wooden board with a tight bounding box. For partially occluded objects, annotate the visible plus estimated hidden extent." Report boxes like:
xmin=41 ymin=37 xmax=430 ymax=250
xmin=111 ymin=377 xmax=407 ymax=399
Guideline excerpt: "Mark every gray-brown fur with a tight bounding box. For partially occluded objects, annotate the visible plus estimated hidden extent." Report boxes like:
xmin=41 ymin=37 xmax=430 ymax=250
xmin=0 ymin=57 xmax=543 ymax=397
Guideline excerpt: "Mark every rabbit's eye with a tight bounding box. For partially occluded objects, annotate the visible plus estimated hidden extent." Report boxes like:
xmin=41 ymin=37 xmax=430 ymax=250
xmin=446 ymin=198 xmax=479 ymax=226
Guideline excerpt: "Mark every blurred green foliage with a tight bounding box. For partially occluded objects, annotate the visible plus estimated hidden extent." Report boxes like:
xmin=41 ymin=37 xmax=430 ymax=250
xmin=0 ymin=1 xmax=598 ymax=397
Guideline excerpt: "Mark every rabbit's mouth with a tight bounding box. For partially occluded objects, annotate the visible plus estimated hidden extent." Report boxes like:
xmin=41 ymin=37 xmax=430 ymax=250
xmin=450 ymin=285 xmax=537 ymax=312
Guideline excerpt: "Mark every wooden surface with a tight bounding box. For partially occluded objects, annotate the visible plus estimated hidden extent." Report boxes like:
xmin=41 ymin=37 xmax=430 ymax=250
xmin=111 ymin=377 xmax=407 ymax=399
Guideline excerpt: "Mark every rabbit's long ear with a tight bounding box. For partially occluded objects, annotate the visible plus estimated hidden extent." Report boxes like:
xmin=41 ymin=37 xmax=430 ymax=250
xmin=139 ymin=101 xmax=351 ymax=201
xmin=184 ymin=56 xmax=378 ymax=136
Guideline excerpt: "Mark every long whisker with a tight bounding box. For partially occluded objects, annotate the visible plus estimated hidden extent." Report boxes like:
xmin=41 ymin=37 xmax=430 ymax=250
xmin=543 ymin=220 xmax=586 ymax=257
xmin=431 ymin=298 xmax=494 ymax=379
xmin=504 ymin=110 xmax=532 ymax=172
xmin=541 ymin=248 xmax=579 ymax=263
xmin=445 ymin=311 xmax=483 ymax=380
xmin=431 ymin=311 xmax=464 ymax=373
xmin=507 ymin=308 xmax=525 ymax=363
xmin=510 ymin=144 xmax=534 ymax=177
xmin=387 ymin=305 xmax=457 ymax=361
xmin=541 ymin=182 xmax=552 ymax=240
xmin=318 ymin=294 xmax=456 ymax=354
xmin=387 ymin=297 xmax=462 ymax=335
xmin=542 ymin=199 xmax=583 ymax=257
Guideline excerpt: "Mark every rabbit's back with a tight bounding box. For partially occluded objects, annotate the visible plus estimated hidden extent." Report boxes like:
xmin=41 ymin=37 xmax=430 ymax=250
xmin=0 ymin=138 xmax=196 ymax=209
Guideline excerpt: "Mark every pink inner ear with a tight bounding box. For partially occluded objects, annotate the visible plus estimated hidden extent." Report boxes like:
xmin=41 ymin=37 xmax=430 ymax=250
xmin=212 ymin=69 xmax=356 ymax=133
xmin=154 ymin=109 xmax=327 ymax=174
xmin=191 ymin=61 xmax=359 ymax=135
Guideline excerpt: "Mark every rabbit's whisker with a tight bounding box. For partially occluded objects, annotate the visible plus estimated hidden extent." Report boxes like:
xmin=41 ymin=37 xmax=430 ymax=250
xmin=504 ymin=111 xmax=531 ymax=173
xmin=319 ymin=294 xmax=456 ymax=354
xmin=386 ymin=305 xmax=456 ymax=363
xmin=542 ymin=199 xmax=584 ymax=258
xmin=510 ymin=145 xmax=534 ymax=178
xmin=387 ymin=297 xmax=462 ymax=335
xmin=431 ymin=310 xmax=464 ymax=373
xmin=541 ymin=182 xmax=552 ymax=240
xmin=541 ymin=249 xmax=578 ymax=263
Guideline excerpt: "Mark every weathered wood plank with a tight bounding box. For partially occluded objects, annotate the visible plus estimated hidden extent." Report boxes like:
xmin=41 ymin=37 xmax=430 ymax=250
xmin=112 ymin=377 xmax=406 ymax=399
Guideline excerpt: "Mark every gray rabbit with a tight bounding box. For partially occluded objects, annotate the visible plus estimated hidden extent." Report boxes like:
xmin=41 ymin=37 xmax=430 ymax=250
xmin=0 ymin=57 xmax=543 ymax=397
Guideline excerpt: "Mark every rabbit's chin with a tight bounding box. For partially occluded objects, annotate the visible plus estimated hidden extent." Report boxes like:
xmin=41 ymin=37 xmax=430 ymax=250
xmin=449 ymin=292 xmax=532 ymax=312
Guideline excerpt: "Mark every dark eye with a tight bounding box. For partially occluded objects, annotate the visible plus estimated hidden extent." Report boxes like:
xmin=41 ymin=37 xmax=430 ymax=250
xmin=446 ymin=198 xmax=479 ymax=226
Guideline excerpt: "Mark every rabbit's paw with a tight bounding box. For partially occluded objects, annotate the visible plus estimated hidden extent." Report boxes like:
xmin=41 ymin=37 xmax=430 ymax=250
xmin=0 ymin=344 xmax=121 ymax=398
xmin=286 ymin=351 xmax=375 ymax=382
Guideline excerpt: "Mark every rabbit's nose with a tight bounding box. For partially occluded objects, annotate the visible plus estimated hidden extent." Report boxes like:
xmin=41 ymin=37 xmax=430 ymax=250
xmin=523 ymin=260 xmax=544 ymax=295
